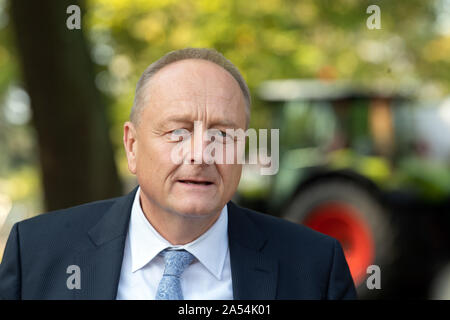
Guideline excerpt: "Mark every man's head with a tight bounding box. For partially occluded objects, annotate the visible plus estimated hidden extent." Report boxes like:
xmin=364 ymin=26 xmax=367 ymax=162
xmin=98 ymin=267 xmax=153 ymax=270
xmin=123 ymin=48 xmax=250 ymax=219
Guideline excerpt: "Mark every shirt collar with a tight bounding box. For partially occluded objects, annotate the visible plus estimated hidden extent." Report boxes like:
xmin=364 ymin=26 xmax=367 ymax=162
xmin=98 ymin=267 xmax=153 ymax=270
xmin=128 ymin=187 xmax=229 ymax=280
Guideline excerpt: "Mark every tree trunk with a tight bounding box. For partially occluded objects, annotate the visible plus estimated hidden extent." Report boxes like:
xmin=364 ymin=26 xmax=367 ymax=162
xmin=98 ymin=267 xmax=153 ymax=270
xmin=9 ymin=0 xmax=122 ymax=211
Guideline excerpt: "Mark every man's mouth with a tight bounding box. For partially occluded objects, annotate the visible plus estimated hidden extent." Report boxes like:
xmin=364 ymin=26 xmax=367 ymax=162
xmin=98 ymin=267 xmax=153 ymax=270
xmin=177 ymin=179 xmax=214 ymax=186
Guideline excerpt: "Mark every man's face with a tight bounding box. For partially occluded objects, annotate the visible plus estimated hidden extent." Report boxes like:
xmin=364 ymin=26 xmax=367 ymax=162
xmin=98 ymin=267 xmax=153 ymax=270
xmin=124 ymin=59 xmax=247 ymax=218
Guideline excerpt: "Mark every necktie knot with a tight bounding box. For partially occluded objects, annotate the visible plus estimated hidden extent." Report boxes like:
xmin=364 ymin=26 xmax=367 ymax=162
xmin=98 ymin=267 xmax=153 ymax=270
xmin=161 ymin=249 xmax=195 ymax=277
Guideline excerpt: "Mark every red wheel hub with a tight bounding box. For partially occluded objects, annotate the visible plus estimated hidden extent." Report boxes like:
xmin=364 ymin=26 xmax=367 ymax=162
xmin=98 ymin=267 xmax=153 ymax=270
xmin=303 ymin=202 xmax=375 ymax=286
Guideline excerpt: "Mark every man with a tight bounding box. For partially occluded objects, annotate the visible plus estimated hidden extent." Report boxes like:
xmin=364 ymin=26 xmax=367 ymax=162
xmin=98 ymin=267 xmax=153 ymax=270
xmin=0 ymin=48 xmax=356 ymax=299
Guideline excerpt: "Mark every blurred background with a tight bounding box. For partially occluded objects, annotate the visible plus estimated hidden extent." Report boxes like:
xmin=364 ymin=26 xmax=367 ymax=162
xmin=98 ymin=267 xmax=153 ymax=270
xmin=0 ymin=0 xmax=449 ymax=299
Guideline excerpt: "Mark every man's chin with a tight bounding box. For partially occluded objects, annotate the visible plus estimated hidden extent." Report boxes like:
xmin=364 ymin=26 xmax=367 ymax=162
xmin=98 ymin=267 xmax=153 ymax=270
xmin=171 ymin=202 xmax=223 ymax=219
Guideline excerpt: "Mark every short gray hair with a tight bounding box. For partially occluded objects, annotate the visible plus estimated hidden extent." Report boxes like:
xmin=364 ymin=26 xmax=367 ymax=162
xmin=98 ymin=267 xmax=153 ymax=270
xmin=130 ymin=48 xmax=251 ymax=128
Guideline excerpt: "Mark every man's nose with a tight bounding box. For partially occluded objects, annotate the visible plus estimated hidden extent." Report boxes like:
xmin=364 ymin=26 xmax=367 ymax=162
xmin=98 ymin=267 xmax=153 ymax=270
xmin=189 ymin=129 xmax=208 ymax=165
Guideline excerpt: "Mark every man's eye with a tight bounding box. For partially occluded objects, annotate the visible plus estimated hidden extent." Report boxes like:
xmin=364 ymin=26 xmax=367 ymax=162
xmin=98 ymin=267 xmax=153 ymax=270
xmin=173 ymin=129 xmax=189 ymax=135
xmin=216 ymin=130 xmax=227 ymax=137
xmin=169 ymin=128 xmax=190 ymax=141
xmin=208 ymin=129 xmax=233 ymax=143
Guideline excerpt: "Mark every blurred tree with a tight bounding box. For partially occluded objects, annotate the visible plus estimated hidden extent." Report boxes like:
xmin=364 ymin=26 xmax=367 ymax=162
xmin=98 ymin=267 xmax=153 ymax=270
xmin=9 ymin=0 xmax=122 ymax=211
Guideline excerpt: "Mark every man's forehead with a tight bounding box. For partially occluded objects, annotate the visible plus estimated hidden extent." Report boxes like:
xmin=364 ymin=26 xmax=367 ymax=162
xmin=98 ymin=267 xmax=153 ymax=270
xmin=153 ymin=91 xmax=242 ymax=108
xmin=146 ymin=99 xmax=241 ymax=127
xmin=149 ymin=59 xmax=241 ymax=94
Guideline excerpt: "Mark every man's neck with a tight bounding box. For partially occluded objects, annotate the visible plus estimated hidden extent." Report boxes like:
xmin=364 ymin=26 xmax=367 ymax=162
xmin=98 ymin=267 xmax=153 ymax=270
xmin=139 ymin=194 xmax=222 ymax=245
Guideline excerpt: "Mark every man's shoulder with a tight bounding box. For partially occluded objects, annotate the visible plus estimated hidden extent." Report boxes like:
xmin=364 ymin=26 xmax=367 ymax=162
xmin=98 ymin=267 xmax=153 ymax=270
xmin=232 ymin=202 xmax=338 ymax=255
xmin=236 ymin=203 xmax=334 ymax=242
xmin=16 ymin=195 xmax=122 ymax=239
xmin=232 ymin=204 xmax=356 ymax=299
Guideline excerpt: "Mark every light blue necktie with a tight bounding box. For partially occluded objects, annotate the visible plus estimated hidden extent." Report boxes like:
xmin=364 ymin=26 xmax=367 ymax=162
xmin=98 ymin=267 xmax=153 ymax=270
xmin=155 ymin=249 xmax=195 ymax=300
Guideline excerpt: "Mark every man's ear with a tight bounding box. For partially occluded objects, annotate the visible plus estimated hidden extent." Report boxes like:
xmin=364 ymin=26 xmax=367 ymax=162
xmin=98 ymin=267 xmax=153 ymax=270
xmin=123 ymin=121 xmax=138 ymax=174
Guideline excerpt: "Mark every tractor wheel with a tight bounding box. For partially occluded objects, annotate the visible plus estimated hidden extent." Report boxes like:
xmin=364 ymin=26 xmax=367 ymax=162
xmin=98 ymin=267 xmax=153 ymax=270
xmin=282 ymin=178 xmax=395 ymax=298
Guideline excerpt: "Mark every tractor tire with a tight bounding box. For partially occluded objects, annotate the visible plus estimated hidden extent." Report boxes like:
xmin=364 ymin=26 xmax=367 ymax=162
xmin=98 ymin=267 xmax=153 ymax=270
xmin=282 ymin=178 xmax=396 ymax=298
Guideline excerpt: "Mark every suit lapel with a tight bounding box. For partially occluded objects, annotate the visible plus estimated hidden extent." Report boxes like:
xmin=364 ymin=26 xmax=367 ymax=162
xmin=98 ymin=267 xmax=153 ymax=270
xmin=74 ymin=187 xmax=137 ymax=300
xmin=227 ymin=202 xmax=278 ymax=299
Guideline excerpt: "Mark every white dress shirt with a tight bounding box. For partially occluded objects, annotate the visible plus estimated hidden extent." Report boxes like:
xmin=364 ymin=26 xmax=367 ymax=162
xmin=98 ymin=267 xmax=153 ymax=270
xmin=116 ymin=187 xmax=234 ymax=300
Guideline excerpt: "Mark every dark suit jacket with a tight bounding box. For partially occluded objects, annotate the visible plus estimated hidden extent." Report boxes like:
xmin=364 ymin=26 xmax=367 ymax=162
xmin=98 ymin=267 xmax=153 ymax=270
xmin=0 ymin=187 xmax=356 ymax=299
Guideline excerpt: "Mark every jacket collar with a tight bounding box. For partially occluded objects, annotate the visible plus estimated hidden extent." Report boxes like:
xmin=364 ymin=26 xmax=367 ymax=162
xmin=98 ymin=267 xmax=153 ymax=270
xmin=87 ymin=187 xmax=137 ymax=247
